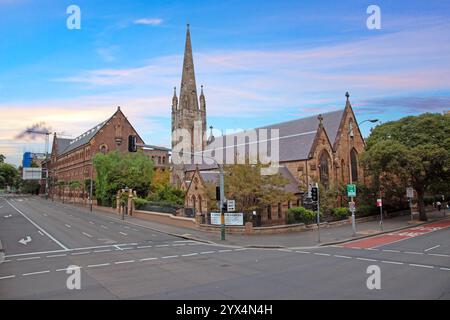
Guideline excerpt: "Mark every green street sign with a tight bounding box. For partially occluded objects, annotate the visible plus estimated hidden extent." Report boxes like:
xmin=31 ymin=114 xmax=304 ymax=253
xmin=347 ymin=184 xmax=357 ymax=197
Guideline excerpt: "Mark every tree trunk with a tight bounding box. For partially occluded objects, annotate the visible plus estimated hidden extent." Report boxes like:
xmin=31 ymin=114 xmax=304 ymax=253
xmin=417 ymin=190 xmax=427 ymax=221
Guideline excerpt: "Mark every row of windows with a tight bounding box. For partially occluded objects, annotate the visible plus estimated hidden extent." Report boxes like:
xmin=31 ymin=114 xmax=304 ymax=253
xmin=151 ymin=155 xmax=167 ymax=165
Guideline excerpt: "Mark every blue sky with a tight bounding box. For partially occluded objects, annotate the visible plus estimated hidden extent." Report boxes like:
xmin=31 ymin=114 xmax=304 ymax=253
xmin=1 ymin=0 xmax=450 ymax=165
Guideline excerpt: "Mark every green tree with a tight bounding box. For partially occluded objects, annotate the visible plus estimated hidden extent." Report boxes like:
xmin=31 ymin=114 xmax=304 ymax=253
xmin=93 ymin=150 xmax=154 ymax=207
xmin=0 ymin=154 xmax=5 ymax=163
xmin=0 ymin=163 xmax=19 ymax=189
xmin=362 ymin=113 xmax=450 ymax=221
xmin=224 ymin=163 xmax=293 ymax=213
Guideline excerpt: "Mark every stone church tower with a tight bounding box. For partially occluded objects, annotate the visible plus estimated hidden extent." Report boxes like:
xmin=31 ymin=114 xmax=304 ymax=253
xmin=171 ymin=24 xmax=207 ymax=186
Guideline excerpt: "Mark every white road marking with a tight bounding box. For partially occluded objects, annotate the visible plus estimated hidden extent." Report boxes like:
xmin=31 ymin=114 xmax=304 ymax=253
xmin=87 ymin=263 xmax=110 ymax=268
xmin=0 ymin=275 xmax=15 ymax=280
xmin=71 ymin=251 xmax=90 ymax=256
xmin=23 ymin=270 xmax=50 ymax=276
xmin=93 ymin=249 xmax=111 ymax=253
xmin=38 ymin=231 xmax=44 ymax=236
xmin=381 ymin=260 xmax=404 ymax=265
xmin=295 ymin=251 xmax=311 ymax=254
xmin=410 ymin=264 xmax=434 ymax=269
xmin=172 ymin=244 xmax=186 ymax=246
xmin=140 ymin=257 xmax=158 ymax=261
xmin=120 ymin=247 xmax=133 ymax=250
xmin=114 ymin=260 xmax=135 ymax=264
xmin=162 ymin=255 xmax=178 ymax=259
xmin=218 ymin=249 xmax=232 ymax=253
xmin=47 ymin=254 xmax=67 ymax=258
xmin=234 ymin=248 xmax=246 ymax=251
xmin=156 ymin=244 xmax=169 ymax=247
xmin=429 ymin=253 xmax=449 ymax=257
xmin=182 ymin=253 xmax=198 ymax=257
xmin=356 ymin=257 xmax=378 ymax=262
xmin=404 ymin=251 xmax=424 ymax=255
xmin=440 ymin=267 xmax=450 ymax=271
xmin=56 ymin=267 xmax=83 ymax=272
xmin=314 ymin=253 xmax=331 ymax=256
xmin=82 ymin=232 xmax=93 ymax=238
xmin=6 ymin=200 xmax=69 ymax=250
xmin=200 ymin=251 xmax=215 ymax=254
xmin=17 ymin=256 xmax=40 ymax=261
xmin=424 ymin=245 xmax=440 ymax=252
xmin=89 ymin=221 xmax=94 ymax=225
xmin=18 ymin=236 xmax=32 ymax=245
xmin=334 ymin=255 xmax=352 ymax=259
xmin=382 ymin=249 xmax=400 ymax=253
xmin=65 ymin=224 xmax=71 ymax=228
xmin=100 ymin=225 xmax=108 ymax=229
xmin=137 ymin=245 xmax=152 ymax=249
xmin=119 ymin=232 xmax=127 ymax=236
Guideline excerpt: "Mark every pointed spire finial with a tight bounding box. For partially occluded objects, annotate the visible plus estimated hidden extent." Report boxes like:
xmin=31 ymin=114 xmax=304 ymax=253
xmin=345 ymin=91 xmax=350 ymax=101
xmin=173 ymin=86 xmax=177 ymax=96
xmin=117 ymin=106 xmax=121 ymax=111
xmin=318 ymin=114 xmax=324 ymax=126
xmin=201 ymin=85 xmax=204 ymax=94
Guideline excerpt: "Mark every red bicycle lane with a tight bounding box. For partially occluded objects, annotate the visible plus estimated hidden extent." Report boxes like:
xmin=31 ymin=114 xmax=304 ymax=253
xmin=341 ymin=219 xmax=450 ymax=249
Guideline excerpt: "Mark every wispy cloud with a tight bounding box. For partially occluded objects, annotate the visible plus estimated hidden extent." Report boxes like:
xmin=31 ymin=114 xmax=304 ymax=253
xmin=133 ymin=18 xmax=163 ymax=26
xmin=359 ymin=96 xmax=450 ymax=114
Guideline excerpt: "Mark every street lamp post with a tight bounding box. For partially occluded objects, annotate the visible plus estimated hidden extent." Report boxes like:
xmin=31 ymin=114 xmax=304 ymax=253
xmin=346 ymin=92 xmax=379 ymax=237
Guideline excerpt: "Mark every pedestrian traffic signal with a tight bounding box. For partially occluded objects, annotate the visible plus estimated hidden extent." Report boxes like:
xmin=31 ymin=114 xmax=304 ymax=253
xmin=128 ymin=135 xmax=137 ymax=152
xmin=311 ymin=187 xmax=318 ymax=202
xmin=215 ymin=186 xmax=220 ymax=201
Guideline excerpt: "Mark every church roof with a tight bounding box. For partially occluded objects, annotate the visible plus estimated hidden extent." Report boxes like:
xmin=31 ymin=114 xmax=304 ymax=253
xmin=204 ymin=108 xmax=345 ymax=163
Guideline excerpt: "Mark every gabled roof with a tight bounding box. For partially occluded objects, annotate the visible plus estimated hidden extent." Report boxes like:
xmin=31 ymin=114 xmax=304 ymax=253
xmin=59 ymin=120 xmax=108 ymax=156
xmin=55 ymin=138 xmax=71 ymax=156
xmin=204 ymin=108 xmax=345 ymax=162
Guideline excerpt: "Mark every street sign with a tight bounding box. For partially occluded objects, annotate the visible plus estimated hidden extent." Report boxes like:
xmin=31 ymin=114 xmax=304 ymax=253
xmin=227 ymin=200 xmax=236 ymax=212
xmin=349 ymin=201 xmax=356 ymax=213
xmin=376 ymin=199 xmax=382 ymax=207
xmin=347 ymin=184 xmax=356 ymax=197
xmin=406 ymin=187 xmax=414 ymax=199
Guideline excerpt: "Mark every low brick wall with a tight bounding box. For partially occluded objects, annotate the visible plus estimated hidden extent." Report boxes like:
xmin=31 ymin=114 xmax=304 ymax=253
xmin=132 ymin=210 xmax=197 ymax=229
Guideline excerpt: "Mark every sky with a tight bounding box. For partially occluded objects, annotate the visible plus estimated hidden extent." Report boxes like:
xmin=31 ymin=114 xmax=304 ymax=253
xmin=1 ymin=0 xmax=449 ymax=166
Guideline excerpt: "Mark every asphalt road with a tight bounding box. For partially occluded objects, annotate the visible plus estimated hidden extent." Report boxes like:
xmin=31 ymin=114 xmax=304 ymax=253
xmin=0 ymin=195 xmax=449 ymax=299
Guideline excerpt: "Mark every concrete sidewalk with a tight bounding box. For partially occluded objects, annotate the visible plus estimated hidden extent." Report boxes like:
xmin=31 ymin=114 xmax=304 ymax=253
xmin=53 ymin=197 xmax=448 ymax=249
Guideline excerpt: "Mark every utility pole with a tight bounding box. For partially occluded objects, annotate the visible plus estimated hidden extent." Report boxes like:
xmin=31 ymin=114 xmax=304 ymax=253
xmin=316 ymin=183 xmax=320 ymax=243
xmin=219 ymin=164 xmax=225 ymax=241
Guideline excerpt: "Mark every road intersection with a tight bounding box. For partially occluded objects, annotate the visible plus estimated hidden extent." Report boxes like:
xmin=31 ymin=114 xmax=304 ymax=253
xmin=0 ymin=195 xmax=449 ymax=299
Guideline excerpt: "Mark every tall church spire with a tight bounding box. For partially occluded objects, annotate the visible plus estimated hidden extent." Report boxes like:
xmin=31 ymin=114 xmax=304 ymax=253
xmin=179 ymin=24 xmax=199 ymax=111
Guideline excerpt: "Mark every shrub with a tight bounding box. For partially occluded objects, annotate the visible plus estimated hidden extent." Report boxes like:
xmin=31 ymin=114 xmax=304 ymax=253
xmin=357 ymin=204 xmax=376 ymax=217
xmin=331 ymin=207 xmax=350 ymax=219
xmin=133 ymin=197 xmax=149 ymax=209
xmin=286 ymin=211 xmax=296 ymax=224
xmin=287 ymin=207 xmax=320 ymax=224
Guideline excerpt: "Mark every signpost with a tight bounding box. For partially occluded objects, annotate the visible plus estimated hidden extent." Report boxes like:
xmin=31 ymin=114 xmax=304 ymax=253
xmin=377 ymin=198 xmax=383 ymax=231
xmin=406 ymin=187 xmax=414 ymax=220
xmin=210 ymin=212 xmax=243 ymax=226
xmin=347 ymin=184 xmax=357 ymax=236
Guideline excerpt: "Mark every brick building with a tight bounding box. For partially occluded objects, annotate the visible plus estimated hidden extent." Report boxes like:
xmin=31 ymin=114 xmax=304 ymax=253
xmin=45 ymin=107 xmax=168 ymax=201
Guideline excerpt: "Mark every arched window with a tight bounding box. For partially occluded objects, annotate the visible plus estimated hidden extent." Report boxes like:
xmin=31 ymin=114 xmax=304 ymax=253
xmin=350 ymin=149 xmax=358 ymax=183
xmin=319 ymin=151 xmax=330 ymax=188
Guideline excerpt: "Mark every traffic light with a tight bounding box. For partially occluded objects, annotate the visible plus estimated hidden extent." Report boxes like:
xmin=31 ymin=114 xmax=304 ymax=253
xmin=215 ymin=186 xmax=220 ymax=201
xmin=128 ymin=135 xmax=137 ymax=152
xmin=311 ymin=187 xmax=318 ymax=202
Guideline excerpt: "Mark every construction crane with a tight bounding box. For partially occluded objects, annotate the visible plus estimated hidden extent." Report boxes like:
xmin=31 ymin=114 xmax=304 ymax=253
xmin=24 ymin=130 xmax=71 ymax=158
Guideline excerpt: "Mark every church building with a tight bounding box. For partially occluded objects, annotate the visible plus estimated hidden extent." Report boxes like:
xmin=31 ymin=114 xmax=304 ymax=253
xmin=171 ymin=25 xmax=367 ymax=226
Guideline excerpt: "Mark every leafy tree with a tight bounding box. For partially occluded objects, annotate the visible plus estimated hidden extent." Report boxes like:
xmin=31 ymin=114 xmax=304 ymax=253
xmin=224 ymin=163 xmax=293 ymax=213
xmin=147 ymin=184 xmax=185 ymax=205
xmin=362 ymin=113 xmax=450 ymax=221
xmin=0 ymin=154 xmax=5 ymax=163
xmin=0 ymin=163 xmax=19 ymax=189
xmin=93 ymin=150 xmax=154 ymax=207
xmin=150 ymin=169 xmax=170 ymax=192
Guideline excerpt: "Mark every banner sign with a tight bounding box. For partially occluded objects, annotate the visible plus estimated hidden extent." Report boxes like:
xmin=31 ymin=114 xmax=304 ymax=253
xmin=210 ymin=212 xmax=244 ymax=226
